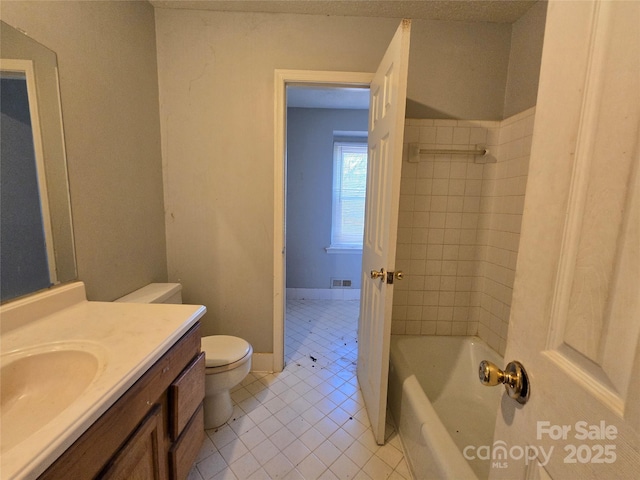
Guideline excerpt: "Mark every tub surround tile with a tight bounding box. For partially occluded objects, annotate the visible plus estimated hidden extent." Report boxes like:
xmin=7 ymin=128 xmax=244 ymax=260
xmin=393 ymin=108 xmax=535 ymax=356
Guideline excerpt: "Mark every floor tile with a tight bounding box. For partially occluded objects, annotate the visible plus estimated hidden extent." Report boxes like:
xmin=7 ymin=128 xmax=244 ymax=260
xmin=190 ymin=299 xmax=410 ymax=479
xmin=229 ymin=452 xmax=261 ymax=479
xmin=296 ymin=453 xmax=327 ymax=479
xmin=263 ymin=453 xmax=295 ymax=479
xmin=283 ymin=440 xmax=312 ymax=466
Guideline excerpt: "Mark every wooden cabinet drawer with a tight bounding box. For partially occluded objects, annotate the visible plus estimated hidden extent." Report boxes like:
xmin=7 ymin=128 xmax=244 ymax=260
xmin=169 ymin=404 xmax=204 ymax=480
xmin=169 ymin=351 xmax=205 ymax=440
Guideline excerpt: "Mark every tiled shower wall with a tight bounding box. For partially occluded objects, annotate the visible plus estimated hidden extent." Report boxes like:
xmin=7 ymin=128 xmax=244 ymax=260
xmin=392 ymin=107 xmax=535 ymax=355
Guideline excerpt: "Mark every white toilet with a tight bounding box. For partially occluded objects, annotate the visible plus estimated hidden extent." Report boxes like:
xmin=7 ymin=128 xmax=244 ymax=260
xmin=116 ymin=283 xmax=253 ymax=429
xmin=201 ymin=335 xmax=252 ymax=428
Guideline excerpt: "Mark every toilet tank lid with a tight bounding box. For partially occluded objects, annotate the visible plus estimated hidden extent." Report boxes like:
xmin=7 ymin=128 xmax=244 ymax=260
xmin=201 ymin=335 xmax=252 ymax=367
xmin=115 ymin=283 xmax=182 ymax=303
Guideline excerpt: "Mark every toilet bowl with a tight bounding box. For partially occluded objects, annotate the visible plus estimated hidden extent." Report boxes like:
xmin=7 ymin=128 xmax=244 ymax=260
xmin=201 ymin=335 xmax=252 ymax=428
xmin=115 ymin=283 xmax=253 ymax=429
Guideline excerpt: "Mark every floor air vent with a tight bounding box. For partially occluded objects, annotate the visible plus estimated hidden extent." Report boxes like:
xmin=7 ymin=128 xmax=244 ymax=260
xmin=331 ymin=279 xmax=352 ymax=288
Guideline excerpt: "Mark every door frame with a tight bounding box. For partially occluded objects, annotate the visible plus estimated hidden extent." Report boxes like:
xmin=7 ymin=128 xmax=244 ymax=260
xmin=273 ymin=69 xmax=374 ymax=372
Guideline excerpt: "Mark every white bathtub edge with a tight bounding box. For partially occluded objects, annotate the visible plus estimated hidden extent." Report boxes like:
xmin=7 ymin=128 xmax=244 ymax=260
xmin=389 ymin=337 xmax=480 ymax=480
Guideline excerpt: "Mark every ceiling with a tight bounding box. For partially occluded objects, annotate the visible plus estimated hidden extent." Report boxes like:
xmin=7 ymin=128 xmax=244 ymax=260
xmin=287 ymin=86 xmax=370 ymax=109
xmin=150 ymin=1 xmax=538 ymax=24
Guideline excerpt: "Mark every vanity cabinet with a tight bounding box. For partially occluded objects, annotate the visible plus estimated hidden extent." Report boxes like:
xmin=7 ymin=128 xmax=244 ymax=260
xmin=38 ymin=323 xmax=205 ymax=480
xmin=99 ymin=404 xmax=167 ymax=479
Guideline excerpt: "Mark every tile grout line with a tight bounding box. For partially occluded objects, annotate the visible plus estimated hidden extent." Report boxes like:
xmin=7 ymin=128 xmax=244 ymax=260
xmin=188 ymin=298 xmax=411 ymax=480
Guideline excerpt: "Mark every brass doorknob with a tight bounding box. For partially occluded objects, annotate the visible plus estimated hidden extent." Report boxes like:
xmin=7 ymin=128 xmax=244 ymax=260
xmin=479 ymin=360 xmax=530 ymax=405
xmin=370 ymin=268 xmax=385 ymax=280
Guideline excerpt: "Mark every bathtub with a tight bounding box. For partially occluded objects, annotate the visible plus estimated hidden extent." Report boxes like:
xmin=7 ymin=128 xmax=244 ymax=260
xmin=388 ymin=335 xmax=503 ymax=479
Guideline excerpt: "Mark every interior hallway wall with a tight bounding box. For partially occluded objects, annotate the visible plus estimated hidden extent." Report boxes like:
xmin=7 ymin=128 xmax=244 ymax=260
xmin=154 ymin=9 xmax=514 ymax=353
xmin=286 ymin=107 xmax=368 ymax=292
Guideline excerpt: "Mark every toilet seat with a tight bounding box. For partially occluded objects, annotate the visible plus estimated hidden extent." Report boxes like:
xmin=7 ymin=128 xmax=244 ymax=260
xmin=201 ymin=335 xmax=252 ymax=371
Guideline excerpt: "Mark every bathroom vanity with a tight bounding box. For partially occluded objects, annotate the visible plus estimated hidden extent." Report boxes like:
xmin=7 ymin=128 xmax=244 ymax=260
xmin=39 ymin=323 xmax=205 ymax=479
xmin=0 ymin=282 xmax=207 ymax=480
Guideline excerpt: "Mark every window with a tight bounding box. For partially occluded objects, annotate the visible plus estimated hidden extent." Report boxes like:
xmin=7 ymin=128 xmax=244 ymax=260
xmin=330 ymin=141 xmax=368 ymax=252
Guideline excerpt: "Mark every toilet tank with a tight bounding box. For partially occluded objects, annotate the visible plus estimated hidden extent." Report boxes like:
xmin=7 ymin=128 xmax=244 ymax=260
xmin=115 ymin=283 xmax=183 ymax=304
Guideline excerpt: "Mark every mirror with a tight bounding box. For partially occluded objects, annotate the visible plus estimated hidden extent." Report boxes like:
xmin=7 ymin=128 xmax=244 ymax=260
xmin=1 ymin=21 xmax=76 ymax=302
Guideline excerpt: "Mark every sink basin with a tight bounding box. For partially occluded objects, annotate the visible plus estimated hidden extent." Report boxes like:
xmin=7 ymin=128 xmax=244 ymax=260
xmin=0 ymin=343 xmax=105 ymax=452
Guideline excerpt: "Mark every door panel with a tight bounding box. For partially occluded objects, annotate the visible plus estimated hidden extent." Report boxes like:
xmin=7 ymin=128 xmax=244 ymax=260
xmin=492 ymin=1 xmax=639 ymax=478
xmin=357 ymin=19 xmax=411 ymax=445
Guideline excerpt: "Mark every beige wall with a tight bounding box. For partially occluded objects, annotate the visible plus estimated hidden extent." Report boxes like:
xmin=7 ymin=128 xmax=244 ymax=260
xmin=407 ymin=19 xmax=511 ymax=119
xmin=0 ymin=1 xmax=168 ymax=300
xmin=154 ymin=9 xmax=514 ymax=353
xmin=503 ymin=0 xmax=547 ymax=117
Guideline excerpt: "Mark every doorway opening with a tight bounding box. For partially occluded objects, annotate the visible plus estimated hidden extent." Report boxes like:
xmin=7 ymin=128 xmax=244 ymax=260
xmin=284 ymin=84 xmax=370 ymax=370
xmin=273 ymin=70 xmax=373 ymax=372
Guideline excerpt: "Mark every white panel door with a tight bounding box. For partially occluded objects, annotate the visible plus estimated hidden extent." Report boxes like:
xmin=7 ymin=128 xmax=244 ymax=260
xmin=357 ymin=19 xmax=411 ymax=445
xmin=492 ymin=1 xmax=640 ymax=479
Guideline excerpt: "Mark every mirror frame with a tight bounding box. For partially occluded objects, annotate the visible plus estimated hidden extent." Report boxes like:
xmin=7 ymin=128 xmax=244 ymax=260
xmin=1 ymin=20 xmax=76 ymax=301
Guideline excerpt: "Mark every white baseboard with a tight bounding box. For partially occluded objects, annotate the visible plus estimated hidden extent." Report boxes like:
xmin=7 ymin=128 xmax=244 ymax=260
xmin=286 ymin=288 xmax=361 ymax=300
xmin=251 ymin=352 xmax=275 ymax=373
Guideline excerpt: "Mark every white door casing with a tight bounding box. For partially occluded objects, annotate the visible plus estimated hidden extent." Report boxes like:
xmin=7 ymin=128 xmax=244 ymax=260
xmin=357 ymin=19 xmax=411 ymax=445
xmin=492 ymin=1 xmax=640 ymax=479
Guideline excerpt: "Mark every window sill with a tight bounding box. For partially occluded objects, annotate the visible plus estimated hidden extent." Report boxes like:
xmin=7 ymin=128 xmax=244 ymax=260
xmin=325 ymin=246 xmax=363 ymax=255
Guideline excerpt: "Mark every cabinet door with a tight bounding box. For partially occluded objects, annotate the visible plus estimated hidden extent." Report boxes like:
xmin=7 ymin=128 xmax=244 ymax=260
xmin=99 ymin=404 xmax=168 ymax=480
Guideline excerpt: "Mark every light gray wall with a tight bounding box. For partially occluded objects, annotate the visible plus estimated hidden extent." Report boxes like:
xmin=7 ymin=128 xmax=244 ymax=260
xmin=286 ymin=107 xmax=369 ymax=290
xmin=0 ymin=1 xmax=168 ymax=301
xmin=503 ymin=0 xmax=548 ymax=118
xmin=155 ymin=9 xmax=515 ymax=352
xmin=406 ymin=19 xmax=511 ymax=119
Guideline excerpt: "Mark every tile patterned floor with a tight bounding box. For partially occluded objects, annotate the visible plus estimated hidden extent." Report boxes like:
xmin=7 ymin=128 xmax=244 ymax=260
xmin=188 ymin=299 xmax=410 ymax=480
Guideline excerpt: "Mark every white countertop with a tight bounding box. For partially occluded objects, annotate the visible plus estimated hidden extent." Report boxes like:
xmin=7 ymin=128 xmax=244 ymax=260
xmin=0 ymin=282 xmax=206 ymax=480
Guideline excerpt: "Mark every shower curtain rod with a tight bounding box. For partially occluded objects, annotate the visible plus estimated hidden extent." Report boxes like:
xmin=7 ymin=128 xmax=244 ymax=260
xmin=418 ymin=147 xmax=487 ymax=156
